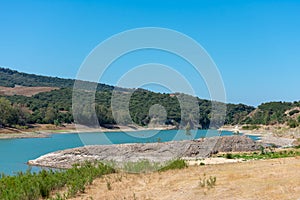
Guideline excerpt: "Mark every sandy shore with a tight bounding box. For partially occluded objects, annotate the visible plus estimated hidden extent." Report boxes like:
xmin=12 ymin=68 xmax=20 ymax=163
xmin=1 ymin=124 xmax=298 ymax=148
xmin=0 ymin=124 xmax=176 ymax=139
xmin=0 ymin=132 xmax=50 ymax=139
xmin=184 ymin=157 xmax=244 ymax=165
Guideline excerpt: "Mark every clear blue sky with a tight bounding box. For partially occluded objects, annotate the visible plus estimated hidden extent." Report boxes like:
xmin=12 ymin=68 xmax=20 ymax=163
xmin=1 ymin=0 xmax=300 ymax=106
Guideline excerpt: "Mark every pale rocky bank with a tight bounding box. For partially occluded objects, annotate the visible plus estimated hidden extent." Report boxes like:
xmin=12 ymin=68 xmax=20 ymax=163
xmin=28 ymin=135 xmax=259 ymax=169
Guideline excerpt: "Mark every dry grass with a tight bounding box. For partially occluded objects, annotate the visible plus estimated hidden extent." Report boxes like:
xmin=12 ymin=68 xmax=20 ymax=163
xmin=70 ymin=157 xmax=300 ymax=200
xmin=0 ymin=85 xmax=58 ymax=97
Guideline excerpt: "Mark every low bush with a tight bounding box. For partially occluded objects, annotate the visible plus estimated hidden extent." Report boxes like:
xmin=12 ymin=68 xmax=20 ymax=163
xmin=288 ymin=119 xmax=299 ymax=128
xmin=225 ymin=153 xmax=233 ymax=159
xmin=122 ymin=160 xmax=161 ymax=173
xmin=199 ymin=174 xmax=217 ymax=189
xmin=159 ymin=159 xmax=187 ymax=172
xmin=289 ymin=109 xmax=299 ymax=116
xmin=242 ymin=125 xmax=260 ymax=130
xmin=122 ymin=159 xmax=187 ymax=173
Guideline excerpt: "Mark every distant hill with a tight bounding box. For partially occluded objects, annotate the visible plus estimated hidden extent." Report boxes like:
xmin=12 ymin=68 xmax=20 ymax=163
xmin=5 ymin=68 xmax=300 ymax=128
xmin=0 ymin=67 xmax=114 ymax=91
xmin=0 ymin=67 xmax=74 ymax=88
xmin=242 ymin=101 xmax=300 ymax=128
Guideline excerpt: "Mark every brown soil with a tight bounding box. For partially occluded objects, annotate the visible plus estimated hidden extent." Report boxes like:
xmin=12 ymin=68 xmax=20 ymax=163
xmin=70 ymin=157 xmax=300 ymax=200
xmin=0 ymin=85 xmax=58 ymax=97
xmin=0 ymin=124 xmax=76 ymax=138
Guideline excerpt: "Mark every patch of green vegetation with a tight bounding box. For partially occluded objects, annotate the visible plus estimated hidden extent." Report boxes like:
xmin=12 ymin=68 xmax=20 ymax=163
xmin=122 ymin=160 xmax=162 ymax=173
xmin=116 ymin=159 xmax=187 ymax=173
xmin=289 ymin=109 xmax=299 ymax=116
xmin=0 ymin=161 xmax=115 ymax=200
xmin=12 ymin=125 xmax=29 ymax=129
xmin=159 ymin=159 xmax=188 ymax=172
xmin=241 ymin=125 xmax=260 ymax=130
xmin=288 ymin=119 xmax=299 ymax=128
xmin=225 ymin=153 xmax=233 ymax=159
xmin=221 ymin=149 xmax=300 ymax=160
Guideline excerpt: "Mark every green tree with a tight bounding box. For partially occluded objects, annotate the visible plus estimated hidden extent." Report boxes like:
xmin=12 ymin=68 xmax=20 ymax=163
xmin=44 ymin=107 xmax=58 ymax=124
xmin=0 ymin=98 xmax=14 ymax=127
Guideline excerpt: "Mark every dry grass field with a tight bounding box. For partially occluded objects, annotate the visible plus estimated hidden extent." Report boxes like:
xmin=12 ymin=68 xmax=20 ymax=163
xmin=0 ymin=85 xmax=58 ymax=97
xmin=71 ymin=157 xmax=300 ymax=200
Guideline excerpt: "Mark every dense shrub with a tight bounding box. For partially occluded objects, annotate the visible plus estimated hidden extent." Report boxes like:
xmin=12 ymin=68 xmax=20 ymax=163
xmin=0 ymin=162 xmax=115 ymax=200
xmin=289 ymin=109 xmax=300 ymax=116
xmin=288 ymin=119 xmax=299 ymax=128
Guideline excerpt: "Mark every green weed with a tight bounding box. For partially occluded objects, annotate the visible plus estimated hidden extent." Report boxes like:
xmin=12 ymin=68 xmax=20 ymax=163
xmin=0 ymin=161 xmax=115 ymax=200
xmin=222 ymin=149 xmax=300 ymax=160
xmin=122 ymin=160 xmax=161 ymax=173
xmin=159 ymin=159 xmax=187 ymax=172
xmin=199 ymin=173 xmax=217 ymax=189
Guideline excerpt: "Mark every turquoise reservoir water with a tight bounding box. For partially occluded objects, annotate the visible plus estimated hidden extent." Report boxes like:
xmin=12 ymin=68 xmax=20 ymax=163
xmin=0 ymin=130 xmax=260 ymax=175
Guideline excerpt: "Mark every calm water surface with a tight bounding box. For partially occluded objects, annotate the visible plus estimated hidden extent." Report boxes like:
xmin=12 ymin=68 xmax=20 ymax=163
xmin=0 ymin=129 xmax=260 ymax=175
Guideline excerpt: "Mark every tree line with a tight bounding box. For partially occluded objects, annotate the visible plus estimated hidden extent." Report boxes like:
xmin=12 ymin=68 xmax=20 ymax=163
xmin=8 ymin=67 xmax=299 ymax=129
xmin=0 ymin=86 xmax=255 ymax=129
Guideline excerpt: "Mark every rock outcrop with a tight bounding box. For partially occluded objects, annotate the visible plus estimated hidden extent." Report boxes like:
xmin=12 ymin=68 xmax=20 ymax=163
xmin=28 ymin=135 xmax=259 ymax=169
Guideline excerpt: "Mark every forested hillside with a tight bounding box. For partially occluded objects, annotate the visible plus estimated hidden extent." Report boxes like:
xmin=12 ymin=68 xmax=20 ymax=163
xmin=3 ymin=87 xmax=253 ymax=129
xmin=242 ymin=101 xmax=300 ymax=128
xmin=0 ymin=67 xmax=279 ymax=130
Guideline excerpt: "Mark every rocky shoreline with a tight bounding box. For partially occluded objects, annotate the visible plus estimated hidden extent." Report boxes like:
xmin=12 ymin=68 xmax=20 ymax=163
xmin=28 ymin=135 xmax=259 ymax=169
xmin=221 ymin=125 xmax=297 ymax=147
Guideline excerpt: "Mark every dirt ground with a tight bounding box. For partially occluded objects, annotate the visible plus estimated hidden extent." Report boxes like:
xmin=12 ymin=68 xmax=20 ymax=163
xmin=71 ymin=157 xmax=300 ymax=200
xmin=0 ymin=124 xmax=77 ymax=138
